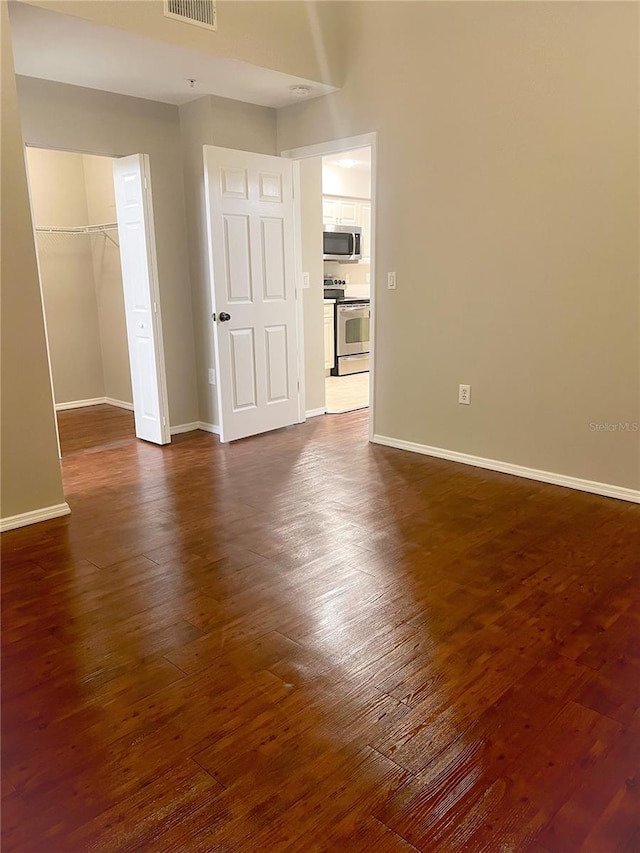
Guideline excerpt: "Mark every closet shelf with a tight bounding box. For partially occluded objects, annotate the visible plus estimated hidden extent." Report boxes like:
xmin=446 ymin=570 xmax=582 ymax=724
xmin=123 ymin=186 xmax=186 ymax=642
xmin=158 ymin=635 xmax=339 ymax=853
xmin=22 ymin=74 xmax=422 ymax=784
xmin=34 ymin=222 xmax=119 ymax=246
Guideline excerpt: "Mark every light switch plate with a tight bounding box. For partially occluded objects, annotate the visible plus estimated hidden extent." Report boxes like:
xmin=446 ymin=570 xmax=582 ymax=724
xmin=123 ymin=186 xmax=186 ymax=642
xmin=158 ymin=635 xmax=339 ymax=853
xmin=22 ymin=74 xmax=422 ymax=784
xmin=302 ymin=272 xmax=310 ymax=289
xmin=388 ymin=272 xmax=397 ymax=290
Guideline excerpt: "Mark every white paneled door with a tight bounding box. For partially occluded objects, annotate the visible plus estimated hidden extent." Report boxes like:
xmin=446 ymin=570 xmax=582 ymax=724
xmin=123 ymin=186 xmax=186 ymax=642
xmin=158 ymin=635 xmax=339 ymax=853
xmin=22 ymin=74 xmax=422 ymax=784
xmin=113 ymin=154 xmax=170 ymax=445
xmin=204 ymin=146 xmax=300 ymax=443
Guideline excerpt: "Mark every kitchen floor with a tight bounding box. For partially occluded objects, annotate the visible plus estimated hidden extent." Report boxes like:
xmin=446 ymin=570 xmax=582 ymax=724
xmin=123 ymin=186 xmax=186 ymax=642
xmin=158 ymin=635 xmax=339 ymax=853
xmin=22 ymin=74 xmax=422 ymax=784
xmin=325 ymin=372 xmax=369 ymax=413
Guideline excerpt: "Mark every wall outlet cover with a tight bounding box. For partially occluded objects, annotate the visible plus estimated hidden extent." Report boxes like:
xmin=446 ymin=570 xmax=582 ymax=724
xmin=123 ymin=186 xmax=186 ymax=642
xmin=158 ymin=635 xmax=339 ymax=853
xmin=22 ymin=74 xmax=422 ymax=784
xmin=458 ymin=384 xmax=471 ymax=404
xmin=208 ymin=369 xmax=216 ymax=385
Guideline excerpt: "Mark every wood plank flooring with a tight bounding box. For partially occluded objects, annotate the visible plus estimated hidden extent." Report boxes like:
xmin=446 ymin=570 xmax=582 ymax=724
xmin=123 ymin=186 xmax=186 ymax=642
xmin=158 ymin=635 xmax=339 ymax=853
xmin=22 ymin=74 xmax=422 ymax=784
xmin=2 ymin=404 xmax=639 ymax=852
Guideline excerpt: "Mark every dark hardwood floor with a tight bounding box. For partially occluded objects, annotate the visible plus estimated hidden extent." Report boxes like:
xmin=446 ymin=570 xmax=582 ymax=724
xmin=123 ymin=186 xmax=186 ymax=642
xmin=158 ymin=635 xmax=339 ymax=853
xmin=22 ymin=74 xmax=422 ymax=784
xmin=2 ymin=404 xmax=639 ymax=852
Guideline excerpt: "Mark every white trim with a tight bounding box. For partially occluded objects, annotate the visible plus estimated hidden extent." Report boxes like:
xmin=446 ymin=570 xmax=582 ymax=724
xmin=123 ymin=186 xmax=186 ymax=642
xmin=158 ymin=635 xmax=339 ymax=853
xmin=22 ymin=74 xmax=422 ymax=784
xmin=105 ymin=397 xmax=134 ymax=411
xmin=305 ymin=407 xmax=326 ymax=419
xmin=170 ymin=422 xmax=200 ymax=436
xmin=281 ymin=133 xmax=378 ymax=162
xmin=282 ymin=132 xmax=377 ymax=443
xmin=170 ymin=421 xmax=221 ymax=436
xmin=1 ymin=502 xmax=71 ymax=533
xmin=292 ymin=160 xmax=306 ymax=424
xmin=55 ymin=397 xmax=108 ymax=411
xmin=55 ymin=397 xmax=134 ymax=412
xmin=197 ymin=421 xmax=221 ymax=435
xmin=371 ymin=434 xmax=640 ymax=504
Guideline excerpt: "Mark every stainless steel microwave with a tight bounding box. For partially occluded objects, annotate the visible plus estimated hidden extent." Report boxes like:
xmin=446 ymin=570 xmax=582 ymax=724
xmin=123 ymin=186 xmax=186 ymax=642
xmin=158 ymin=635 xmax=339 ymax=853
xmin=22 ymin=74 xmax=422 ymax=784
xmin=323 ymin=225 xmax=362 ymax=263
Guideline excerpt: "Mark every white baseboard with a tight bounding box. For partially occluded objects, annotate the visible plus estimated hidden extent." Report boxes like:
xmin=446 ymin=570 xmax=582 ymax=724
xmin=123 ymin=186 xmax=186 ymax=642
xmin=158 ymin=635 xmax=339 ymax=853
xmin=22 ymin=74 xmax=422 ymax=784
xmin=105 ymin=397 xmax=134 ymax=411
xmin=170 ymin=422 xmax=200 ymax=436
xmin=55 ymin=397 xmax=106 ymax=411
xmin=372 ymin=434 xmax=640 ymax=504
xmin=55 ymin=397 xmax=134 ymax=412
xmin=1 ymin=502 xmax=71 ymax=533
xmin=197 ymin=421 xmax=221 ymax=435
xmin=170 ymin=421 xmax=221 ymax=437
xmin=305 ymin=407 xmax=326 ymax=419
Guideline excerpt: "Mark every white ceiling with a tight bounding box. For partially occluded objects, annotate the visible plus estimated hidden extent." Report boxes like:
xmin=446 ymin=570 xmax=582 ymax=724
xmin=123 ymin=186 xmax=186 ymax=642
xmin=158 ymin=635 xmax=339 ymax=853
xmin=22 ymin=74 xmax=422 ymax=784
xmin=8 ymin=2 xmax=338 ymax=109
xmin=324 ymin=148 xmax=371 ymax=173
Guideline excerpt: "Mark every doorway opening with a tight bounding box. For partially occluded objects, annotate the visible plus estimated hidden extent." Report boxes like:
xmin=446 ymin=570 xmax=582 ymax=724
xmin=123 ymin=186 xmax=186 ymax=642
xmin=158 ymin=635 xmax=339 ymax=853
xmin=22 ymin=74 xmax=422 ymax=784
xmin=25 ymin=147 xmax=134 ymax=454
xmin=322 ymin=146 xmax=372 ymax=414
xmin=25 ymin=146 xmax=171 ymax=457
xmin=284 ymin=132 xmax=377 ymax=439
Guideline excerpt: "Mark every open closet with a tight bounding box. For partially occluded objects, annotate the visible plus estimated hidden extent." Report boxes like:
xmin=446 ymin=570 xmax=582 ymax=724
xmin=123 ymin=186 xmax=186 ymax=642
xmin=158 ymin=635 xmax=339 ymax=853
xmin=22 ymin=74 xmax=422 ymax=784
xmin=26 ymin=148 xmax=134 ymax=445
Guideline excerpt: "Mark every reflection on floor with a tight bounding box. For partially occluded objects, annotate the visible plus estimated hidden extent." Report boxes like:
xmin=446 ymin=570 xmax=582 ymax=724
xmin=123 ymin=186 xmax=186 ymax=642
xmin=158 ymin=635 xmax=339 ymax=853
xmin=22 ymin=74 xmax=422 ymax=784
xmin=325 ymin=372 xmax=369 ymax=414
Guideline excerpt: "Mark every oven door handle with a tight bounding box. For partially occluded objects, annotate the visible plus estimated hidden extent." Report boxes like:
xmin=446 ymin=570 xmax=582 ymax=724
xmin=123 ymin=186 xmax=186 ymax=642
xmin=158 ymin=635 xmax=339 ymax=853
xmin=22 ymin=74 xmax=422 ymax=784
xmin=338 ymin=305 xmax=369 ymax=312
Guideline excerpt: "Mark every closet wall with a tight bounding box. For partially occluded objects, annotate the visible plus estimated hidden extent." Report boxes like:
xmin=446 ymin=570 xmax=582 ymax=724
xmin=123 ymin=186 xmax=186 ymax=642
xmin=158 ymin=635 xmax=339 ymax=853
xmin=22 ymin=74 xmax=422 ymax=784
xmin=83 ymin=155 xmax=132 ymax=406
xmin=26 ymin=148 xmax=132 ymax=407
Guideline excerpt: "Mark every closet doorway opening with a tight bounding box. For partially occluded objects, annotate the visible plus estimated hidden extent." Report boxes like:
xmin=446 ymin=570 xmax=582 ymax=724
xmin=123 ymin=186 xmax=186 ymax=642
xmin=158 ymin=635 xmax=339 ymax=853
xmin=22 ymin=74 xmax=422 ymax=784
xmin=25 ymin=146 xmax=170 ymax=456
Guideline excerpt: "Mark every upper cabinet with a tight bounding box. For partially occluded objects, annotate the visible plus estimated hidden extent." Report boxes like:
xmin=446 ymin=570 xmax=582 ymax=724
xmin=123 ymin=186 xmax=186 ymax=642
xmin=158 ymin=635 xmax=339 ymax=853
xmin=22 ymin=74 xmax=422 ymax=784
xmin=322 ymin=197 xmax=338 ymax=224
xmin=323 ymin=197 xmax=358 ymax=226
xmin=323 ymin=194 xmax=372 ymax=262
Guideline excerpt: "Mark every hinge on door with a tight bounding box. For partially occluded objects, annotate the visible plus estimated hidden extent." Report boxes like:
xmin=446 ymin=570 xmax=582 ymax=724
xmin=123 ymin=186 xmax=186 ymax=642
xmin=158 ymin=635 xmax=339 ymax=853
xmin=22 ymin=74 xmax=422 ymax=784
xmin=144 ymin=177 xmax=148 ymax=190
xmin=162 ymin=416 xmax=166 ymax=426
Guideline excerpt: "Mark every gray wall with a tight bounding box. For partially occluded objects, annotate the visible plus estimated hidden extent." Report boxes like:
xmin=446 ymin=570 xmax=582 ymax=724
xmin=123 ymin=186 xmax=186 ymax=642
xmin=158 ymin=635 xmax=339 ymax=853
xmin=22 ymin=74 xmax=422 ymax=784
xmin=1 ymin=3 xmax=65 ymax=522
xmin=278 ymin=1 xmax=640 ymax=492
xmin=83 ymin=154 xmax=133 ymax=405
xmin=26 ymin=147 xmax=106 ymax=405
xmin=16 ymin=76 xmax=199 ymax=427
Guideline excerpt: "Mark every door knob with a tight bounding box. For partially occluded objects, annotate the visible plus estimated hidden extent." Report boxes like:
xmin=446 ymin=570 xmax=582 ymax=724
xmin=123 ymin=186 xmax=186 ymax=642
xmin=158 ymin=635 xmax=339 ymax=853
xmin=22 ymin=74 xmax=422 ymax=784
xmin=219 ymin=312 xmax=231 ymax=322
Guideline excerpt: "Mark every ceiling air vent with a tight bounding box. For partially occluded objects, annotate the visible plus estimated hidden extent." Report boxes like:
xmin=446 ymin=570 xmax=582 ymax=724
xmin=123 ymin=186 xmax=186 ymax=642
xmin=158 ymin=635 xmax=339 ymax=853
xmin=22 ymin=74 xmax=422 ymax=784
xmin=164 ymin=0 xmax=217 ymax=32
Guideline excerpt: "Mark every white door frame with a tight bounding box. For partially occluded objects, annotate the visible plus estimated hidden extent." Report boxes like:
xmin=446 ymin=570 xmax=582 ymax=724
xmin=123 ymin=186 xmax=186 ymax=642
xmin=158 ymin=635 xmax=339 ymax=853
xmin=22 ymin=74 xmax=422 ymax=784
xmin=281 ymin=132 xmax=377 ymax=441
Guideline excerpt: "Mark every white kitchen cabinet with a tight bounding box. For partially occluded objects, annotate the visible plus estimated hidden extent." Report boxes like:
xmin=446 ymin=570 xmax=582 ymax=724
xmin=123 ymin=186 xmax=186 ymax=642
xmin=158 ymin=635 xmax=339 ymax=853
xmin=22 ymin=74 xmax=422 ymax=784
xmin=323 ymin=304 xmax=335 ymax=372
xmin=337 ymin=200 xmax=358 ymax=226
xmin=323 ymin=195 xmax=363 ymax=227
xmin=323 ymin=198 xmax=338 ymax=225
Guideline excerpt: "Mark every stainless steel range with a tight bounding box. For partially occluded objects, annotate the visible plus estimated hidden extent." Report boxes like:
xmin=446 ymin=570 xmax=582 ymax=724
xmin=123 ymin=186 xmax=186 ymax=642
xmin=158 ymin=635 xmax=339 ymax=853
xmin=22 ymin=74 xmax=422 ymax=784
xmin=333 ymin=297 xmax=370 ymax=376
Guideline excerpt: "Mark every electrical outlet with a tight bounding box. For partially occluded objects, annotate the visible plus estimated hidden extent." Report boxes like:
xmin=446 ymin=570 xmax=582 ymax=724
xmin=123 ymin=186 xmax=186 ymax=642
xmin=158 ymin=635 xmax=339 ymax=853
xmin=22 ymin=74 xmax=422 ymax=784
xmin=388 ymin=272 xmax=397 ymax=290
xmin=302 ymin=272 xmax=310 ymax=289
xmin=208 ymin=369 xmax=216 ymax=385
xmin=344 ymin=274 xmax=350 ymax=284
xmin=458 ymin=384 xmax=471 ymax=405
xmin=365 ymin=272 xmax=370 ymax=283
